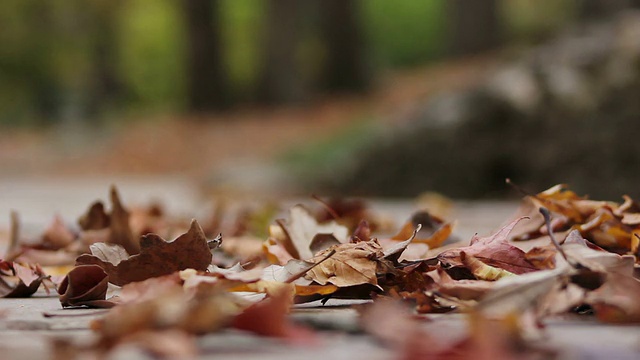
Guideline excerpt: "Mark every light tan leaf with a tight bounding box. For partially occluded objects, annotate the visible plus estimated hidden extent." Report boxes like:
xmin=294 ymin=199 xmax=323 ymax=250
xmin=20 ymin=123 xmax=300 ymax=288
xmin=89 ymin=243 xmax=130 ymax=265
xmin=273 ymin=205 xmax=349 ymax=261
xmin=307 ymin=240 xmax=383 ymax=287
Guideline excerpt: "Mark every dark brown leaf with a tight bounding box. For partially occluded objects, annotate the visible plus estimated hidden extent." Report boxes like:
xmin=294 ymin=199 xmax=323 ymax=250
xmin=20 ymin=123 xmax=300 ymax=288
xmin=76 ymin=220 xmax=212 ymax=286
xmin=108 ymin=186 xmax=139 ymax=255
xmin=78 ymin=201 xmax=110 ymax=230
xmin=58 ymin=265 xmax=114 ymax=308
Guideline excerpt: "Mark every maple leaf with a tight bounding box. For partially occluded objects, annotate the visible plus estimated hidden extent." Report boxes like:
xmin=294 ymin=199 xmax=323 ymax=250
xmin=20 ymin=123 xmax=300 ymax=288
xmin=306 ymin=239 xmax=383 ymax=287
xmin=58 ymin=264 xmax=114 ymax=308
xmin=76 ymin=219 xmax=215 ymax=286
xmin=438 ymin=217 xmax=538 ymax=274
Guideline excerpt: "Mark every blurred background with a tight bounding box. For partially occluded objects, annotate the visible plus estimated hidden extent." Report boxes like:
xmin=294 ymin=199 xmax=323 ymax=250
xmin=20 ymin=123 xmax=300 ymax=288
xmin=1 ymin=0 xmax=640 ymax=208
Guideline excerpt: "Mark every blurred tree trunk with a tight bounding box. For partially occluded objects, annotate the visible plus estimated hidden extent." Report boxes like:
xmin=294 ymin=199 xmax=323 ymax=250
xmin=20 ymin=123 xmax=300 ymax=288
xmin=87 ymin=0 xmax=125 ymax=118
xmin=182 ymin=0 xmax=229 ymax=113
xmin=448 ymin=0 xmax=501 ymax=56
xmin=578 ymin=0 xmax=631 ymax=20
xmin=319 ymin=0 xmax=370 ymax=93
xmin=257 ymin=0 xmax=303 ymax=104
xmin=31 ymin=2 xmax=61 ymax=123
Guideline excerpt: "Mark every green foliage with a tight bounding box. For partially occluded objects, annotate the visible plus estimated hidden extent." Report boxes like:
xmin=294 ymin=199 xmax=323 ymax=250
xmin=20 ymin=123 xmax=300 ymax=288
xmin=501 ymin=0 xmax=577 ymax=42
xmin=118 ymin=0 xmax=185 ymax=110
xmin=363 ymin=0 xmax=446 ymax=67
xmin=0 ymin=0 xmax=582 ymax=126
xmin=220 ymin=0 xmax=264 ymax=98
xmin=281 ymin=117 xmax=382 ymax=185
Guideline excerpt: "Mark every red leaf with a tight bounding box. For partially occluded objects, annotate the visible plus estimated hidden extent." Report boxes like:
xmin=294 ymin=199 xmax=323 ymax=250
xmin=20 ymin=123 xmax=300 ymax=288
xmin=438 ymin=217 xmax=537 ymax=274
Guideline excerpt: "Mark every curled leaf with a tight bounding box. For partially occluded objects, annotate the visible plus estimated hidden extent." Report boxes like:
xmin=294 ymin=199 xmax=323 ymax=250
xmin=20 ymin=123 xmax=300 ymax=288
xmin=58 ymin=265 xmax=114 ymax=308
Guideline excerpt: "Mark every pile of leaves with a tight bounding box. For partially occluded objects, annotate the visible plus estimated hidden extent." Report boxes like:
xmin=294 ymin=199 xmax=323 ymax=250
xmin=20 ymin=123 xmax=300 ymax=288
xmin=2 ymin=184 xmax=640 ymax=358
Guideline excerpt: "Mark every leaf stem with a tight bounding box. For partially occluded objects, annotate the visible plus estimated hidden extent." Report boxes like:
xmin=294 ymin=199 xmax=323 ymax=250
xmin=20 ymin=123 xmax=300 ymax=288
xmin=539 ymin=207 xmax=577 ymax=268
xmin=285 ymin=249 xmax=336 ymax=283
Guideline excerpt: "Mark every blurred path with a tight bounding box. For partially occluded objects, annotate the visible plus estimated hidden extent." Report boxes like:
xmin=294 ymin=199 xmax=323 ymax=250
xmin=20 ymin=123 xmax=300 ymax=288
xmin=0 ymin=54 xmax=498 ymax=195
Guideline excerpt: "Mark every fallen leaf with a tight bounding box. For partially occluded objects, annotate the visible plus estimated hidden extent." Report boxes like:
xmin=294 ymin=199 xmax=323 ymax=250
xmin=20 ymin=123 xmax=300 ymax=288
xmin=476 ymin=268 xmax=565 ymax=317
xmin=232 ymin=290 xmax=316 ymax=343
xmin=0 ymin=261 xmax=46 ymax=298
xmin=109 ymin=330 xmax=197 ymax=359
xmin=270 ymin=205 xmax=349 ymax=261
xmin=76 ymin=219 xmax=213 ymax=286
xmin=107 ymin=186 xmax=139 ymax=255
xmin=561 ymin=230 xmax=635 ymax=276
xmin=88 ymin=242 xmax=130 ymax=265
xmin=430 ymin=268 xmax=495 ymax=301
xmin=306 ymin=239 xmax=383 ymax=287
xmin=93 ymin=286 xmax=244 ymax=344
xmin=391 ymin=211 xmax=455 ymax=249
xmin=42 ymin=216 xmax=76 ymax=250
xmin=586 ymin=272 xmax=640 ymax=323
xmin=78 ymin=201 xmax=110 ymax=230
xmin=58 ymin=265 xmax=114 ymax=308
xmin=461 ymin=251 xmax=516 ymax=281
xmin=438 ymin=217 xmax=538 ymax=274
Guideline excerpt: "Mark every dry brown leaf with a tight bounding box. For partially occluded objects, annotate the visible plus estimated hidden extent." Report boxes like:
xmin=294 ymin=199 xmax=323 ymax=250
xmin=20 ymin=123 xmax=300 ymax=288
xmin=306 ymin=240 xmax=383 ymax=287
xmin=0 ymin=260 xmax=46 ymax=298
xmin=586 ymin=273 xmax=640 ymax=323
xmin=76 ymin=220 xmax=213 ymax=286
xmin=269 ymin=205 xmax=349 ymax=261
xmin=561 ymin=230 xmax=635 ymax=276
xmin=58 ymin=265 xmax=114 ymax=308
xmin=42 ymin=216 xmax=76 ymax=250
xmin=107 ymin=186 xmax=139 ymax=255
xmin=93 ymin=286 xmax=245 ymax=344
xmin=232 ymin=290 xmax=316 ymax=343
xmin=79 ymin=201 xmax=110 ymax=230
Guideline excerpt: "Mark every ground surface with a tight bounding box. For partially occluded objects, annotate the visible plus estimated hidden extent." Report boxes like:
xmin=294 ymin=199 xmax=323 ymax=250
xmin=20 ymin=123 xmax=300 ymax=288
xmin=1 ymin=179 xmax=640 ymax=359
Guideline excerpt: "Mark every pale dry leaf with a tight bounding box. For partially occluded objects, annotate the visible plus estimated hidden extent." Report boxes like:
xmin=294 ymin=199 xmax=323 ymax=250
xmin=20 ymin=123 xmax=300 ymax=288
xmin=275 ymin=205 xmax=349 ymax=260
xmin=89 ymin=243 xmax=129 ymax=265
xmin=306 ymin=240 xmax=382 ymax=287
